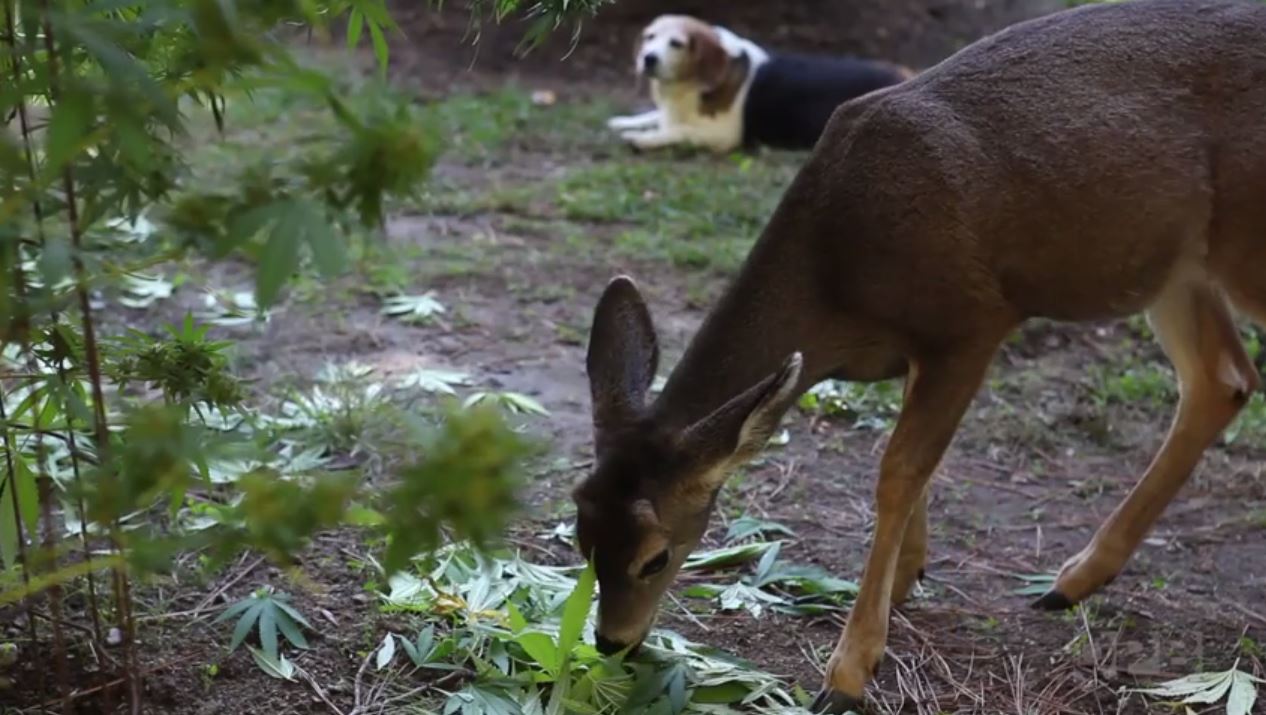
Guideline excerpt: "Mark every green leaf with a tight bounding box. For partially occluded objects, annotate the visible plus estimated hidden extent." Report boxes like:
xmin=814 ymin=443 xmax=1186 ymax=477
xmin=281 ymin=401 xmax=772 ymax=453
xmin=254 ymin=212 xmax=303 ymax=308
xmin=753 ymin=541 xmax=781 ymax=584
xmin=344 ymin=504 xmax=385 ymax=526
xmin=346 ymin=8 xmax=365 ymax=48
xmin=258 ymin=601 xmax=278 ymax=660
xmin=0 ymin=457 xmax=40 ymax=568
xmin=274 ymin=609 xmax=309 ymax=650
xmin=558 ymin=560 xmax=596 ymax=657
xmin=666 ymin=664 xmax=687 ymax=714
xmin=298 ymin=200 xmax=346 ymax=278
xmin=228 ymin=602 xmax=264 ymax=652
xmin=248 ymin=646 xmax=296 ymax=680
xmin=399 ymin=635 xmax=419 ymax=665
xmin=44 ymin=90 xmax=93 ymax=172
xmin=1008 ymin=571 xmax=1058 ymax=596
xmin=375 ymin=632 xmax=396 ymax=670
xmin=515 ymin=632 xmax=560 ymax=675
xmin=398 ymin=368 xmax=472 ymax=395
xmin=501 ymin=392 xmax=549 ymax=416
xmin=214 ymin=596 xmax=256 ymax=625
xmin=1228 ymin=671 xmax=1258 ymax=715
xmin=381 ymin=293 xmax=446 ymax=323
xmin=683 ymin=542 xmax=776 ymax=571
xmin=506 ymin=601 xmax=528 ymax=633
xmin=271 ymin=596 xmax=314 ymax=630
xmin=367 ymin=18 xmax=389 ymax=75
xmin=691 ymin=681 xmax=751 ymax=704
xmin=414 ymin=625 xmax=436 ymax=662
xmin=1131 ymin=666 xmax=1263 ymax=713
xmin=716 ymin=581 xmax=786 ymax=618
xmin=725 ymin=515 xmax=795 ymax=543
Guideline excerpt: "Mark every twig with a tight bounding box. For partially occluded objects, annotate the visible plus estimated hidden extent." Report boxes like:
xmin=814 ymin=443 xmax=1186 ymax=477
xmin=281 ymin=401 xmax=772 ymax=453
xmin=299 ymin=666 xmax=347 ymax=715
xmin=1223 ymin=599 xmax=1266 ymax=628
xmin=190 ymin=554 xmax=264 ymax=617
xmin=352 ymin=645 xmax=374 ymax=711
xmin=767 ymin=458 xmax=799 ymax=502
xmin=666 ymin=591 xmax=710 ymax=632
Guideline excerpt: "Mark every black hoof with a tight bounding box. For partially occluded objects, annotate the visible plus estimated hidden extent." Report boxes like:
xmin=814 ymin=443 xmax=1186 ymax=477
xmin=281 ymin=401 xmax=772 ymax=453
xmin=917 ymin=567 xmax=925 ymax=582
xmin=1031 ymin=589 xmax=1075 ymax=611
xmin=810 ymin=689 xmax=865 ymax=714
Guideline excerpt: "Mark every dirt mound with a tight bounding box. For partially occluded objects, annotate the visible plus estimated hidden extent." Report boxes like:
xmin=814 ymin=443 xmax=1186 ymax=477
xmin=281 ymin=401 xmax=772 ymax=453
xmin=388 ymin=0 xmax=1068 ymax=85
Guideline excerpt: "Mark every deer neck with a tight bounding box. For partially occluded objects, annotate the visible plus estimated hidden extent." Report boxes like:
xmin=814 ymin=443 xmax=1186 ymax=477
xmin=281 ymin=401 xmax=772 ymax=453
xmin=652 ymin=228 xmax=828 ymax=429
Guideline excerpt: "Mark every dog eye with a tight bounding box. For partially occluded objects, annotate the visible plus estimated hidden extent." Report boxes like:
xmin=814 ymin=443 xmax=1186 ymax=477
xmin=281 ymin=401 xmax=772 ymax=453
xmin=644 ymin=32 xmax=655 ymax=40
xmin=668 ymin=38 xmax=684 ymax=49
xmin=639 ymin=549 xmax=670 ymax=578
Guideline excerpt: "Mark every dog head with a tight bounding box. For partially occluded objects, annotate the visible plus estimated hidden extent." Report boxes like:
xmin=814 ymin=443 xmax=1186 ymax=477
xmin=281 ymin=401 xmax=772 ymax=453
xmin=633 ymin=15 xmax=731 ymax=87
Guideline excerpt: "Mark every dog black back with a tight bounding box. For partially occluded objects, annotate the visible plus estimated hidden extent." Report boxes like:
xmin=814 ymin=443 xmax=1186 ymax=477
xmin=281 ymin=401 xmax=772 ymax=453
xmin=742 ymin=53 xmax=909 ymax=150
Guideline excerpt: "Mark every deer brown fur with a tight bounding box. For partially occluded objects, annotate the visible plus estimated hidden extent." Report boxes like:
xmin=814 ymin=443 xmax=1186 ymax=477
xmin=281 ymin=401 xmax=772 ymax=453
xmin=575 ymin=0 xmax=1266 ymax=711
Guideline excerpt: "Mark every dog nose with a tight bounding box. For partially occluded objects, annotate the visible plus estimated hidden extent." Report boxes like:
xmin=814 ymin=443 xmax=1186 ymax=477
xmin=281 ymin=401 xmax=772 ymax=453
xmin=642 ymin=54 xmax=659 ymax=74
xmin=595 ymin=633 xmax=640 ymax=657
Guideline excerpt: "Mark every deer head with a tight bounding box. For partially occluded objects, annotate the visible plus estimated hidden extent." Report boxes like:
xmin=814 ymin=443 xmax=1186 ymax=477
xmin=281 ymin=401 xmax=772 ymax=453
xmin=572 ymin=276 xmax=802 ymax=654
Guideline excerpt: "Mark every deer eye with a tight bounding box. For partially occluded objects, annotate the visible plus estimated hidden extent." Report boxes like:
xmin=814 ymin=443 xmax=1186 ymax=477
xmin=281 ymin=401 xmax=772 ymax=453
xmin=639 ymin=549 xmax=670 ymax=579
xmin=668 ymin=38 xmax=684 ymax=49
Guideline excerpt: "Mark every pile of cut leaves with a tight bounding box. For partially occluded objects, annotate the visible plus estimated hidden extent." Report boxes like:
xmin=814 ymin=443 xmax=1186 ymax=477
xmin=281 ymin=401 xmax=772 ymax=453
xmin=373 ymin=539 xmax=827 ymax=714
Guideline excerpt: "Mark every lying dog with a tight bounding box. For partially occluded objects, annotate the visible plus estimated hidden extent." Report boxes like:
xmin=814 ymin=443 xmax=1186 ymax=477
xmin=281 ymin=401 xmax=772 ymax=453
xmin=607 ymin=15 xmax=914 ymax=153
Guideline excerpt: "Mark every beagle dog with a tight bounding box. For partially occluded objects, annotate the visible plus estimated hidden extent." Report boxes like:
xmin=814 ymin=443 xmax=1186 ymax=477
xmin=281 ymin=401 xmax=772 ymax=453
xmin=607 ymin=15 xmax=914 ymax=153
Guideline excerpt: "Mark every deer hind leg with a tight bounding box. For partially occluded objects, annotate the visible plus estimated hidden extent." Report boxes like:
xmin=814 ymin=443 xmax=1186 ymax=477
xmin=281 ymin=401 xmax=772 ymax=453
xmin=1034 ymin=281 xmax=1258 ymax=610
xmin=813 ymin=345 xmax=998 ymax=714
xmin=891 ymin=485 xmax=928 ymax=605
xmin=891 ymin=375 xmax=929 ymax=605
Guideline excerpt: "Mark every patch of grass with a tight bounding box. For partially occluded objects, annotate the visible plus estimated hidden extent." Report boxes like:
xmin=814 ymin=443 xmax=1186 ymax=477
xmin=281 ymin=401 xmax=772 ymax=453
xmin=555 ymin=153 xmax=800 ymax=273
xmin=1089 ymin=360 xmax=1175 ymax=409
xmin=429 ymin=88 xmax=619 ymax=163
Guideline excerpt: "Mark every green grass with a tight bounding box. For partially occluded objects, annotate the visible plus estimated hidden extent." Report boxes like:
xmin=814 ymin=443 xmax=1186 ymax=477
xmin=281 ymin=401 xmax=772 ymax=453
xmin=555 ymin=154 xmax=799 ymax=273
xmin=429 ymin=89 xmax=620 ymax=163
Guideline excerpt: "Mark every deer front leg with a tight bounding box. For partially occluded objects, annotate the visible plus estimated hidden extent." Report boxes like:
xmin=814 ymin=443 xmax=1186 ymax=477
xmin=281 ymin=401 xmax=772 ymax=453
xmin=812 ymin=347 xmax=998 ymax=714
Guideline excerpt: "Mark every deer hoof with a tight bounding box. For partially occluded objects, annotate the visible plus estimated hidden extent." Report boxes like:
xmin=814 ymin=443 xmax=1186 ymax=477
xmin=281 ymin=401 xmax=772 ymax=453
xmin=1031 ymin=589 xmax=1075 ymax=611
xmin=810 ymin=689 xmax=866 ymax=714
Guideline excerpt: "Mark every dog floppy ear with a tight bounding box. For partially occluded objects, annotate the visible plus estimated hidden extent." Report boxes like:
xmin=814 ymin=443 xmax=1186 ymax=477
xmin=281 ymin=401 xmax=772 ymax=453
xmin=687 ymin=25 xmax=729 ymax=90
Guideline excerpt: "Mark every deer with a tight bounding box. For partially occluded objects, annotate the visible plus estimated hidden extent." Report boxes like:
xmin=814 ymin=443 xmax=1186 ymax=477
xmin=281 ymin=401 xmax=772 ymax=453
xmin=571 ymin=0 xmax=1266 ymax=711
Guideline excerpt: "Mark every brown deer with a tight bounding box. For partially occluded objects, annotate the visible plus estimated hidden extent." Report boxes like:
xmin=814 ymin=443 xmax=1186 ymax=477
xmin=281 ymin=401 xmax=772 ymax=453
xmin=572 ymin=0 xmax=1266 ymax=711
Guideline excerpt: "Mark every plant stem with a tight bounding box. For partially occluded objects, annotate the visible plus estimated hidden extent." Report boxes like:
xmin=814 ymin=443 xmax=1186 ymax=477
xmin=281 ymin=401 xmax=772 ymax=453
xmin=37 ymin=1 xmax=140 ymax=710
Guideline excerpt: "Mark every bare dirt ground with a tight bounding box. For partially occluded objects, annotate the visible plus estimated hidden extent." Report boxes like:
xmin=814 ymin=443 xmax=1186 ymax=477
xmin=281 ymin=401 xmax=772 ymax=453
xmin=5 ymin=2 xmax=1266 ymax=713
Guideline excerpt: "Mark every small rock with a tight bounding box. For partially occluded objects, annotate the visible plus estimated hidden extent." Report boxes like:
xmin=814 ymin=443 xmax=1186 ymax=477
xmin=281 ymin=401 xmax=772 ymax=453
xmin=0 ymin=643 xmax=16 ymax=668
xmin=106 ymin=627 xmax=124 ymax=646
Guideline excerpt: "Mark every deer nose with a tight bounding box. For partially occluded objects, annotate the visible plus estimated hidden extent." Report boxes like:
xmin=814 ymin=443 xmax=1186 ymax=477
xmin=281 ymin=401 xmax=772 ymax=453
xmin=642 ymin=54 xmax=659 ymax=74
xmin=595 ymin=633 xmax=640 ymax=657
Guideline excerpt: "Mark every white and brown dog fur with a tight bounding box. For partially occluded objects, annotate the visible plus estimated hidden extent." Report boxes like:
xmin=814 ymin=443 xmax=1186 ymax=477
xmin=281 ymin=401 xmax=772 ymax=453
xmin=608 ymin=15 xmax=914 ymax=153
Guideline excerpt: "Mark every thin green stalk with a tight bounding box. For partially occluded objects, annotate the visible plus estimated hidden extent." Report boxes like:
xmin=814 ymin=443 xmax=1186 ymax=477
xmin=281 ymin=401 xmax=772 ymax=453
xmin=37 ymin=1 xmax=139 ymax=710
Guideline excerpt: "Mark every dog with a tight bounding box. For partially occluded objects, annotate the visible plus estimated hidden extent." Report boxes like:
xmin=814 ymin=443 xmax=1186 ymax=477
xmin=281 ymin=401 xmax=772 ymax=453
xmin=607 ymin=15 xmax=914 ymax=153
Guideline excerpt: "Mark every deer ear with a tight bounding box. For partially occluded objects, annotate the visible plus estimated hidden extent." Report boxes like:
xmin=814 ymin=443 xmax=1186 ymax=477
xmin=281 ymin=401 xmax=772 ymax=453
xmin=587 ymin=276 xmax=660 ymax=432
xmin=678 ymin=353 xmax=803 ymax=484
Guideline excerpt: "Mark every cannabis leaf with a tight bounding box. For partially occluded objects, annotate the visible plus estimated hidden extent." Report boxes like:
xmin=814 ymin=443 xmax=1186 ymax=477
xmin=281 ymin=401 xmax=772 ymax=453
xmin=381 ymin=292 xmax=446 ymax=324
xmin=214 ymin=587 xmax=312 ymax=662
xmin=1130 ymin=663 xmax=1262 ymax=715
xmin=398 ymin=367 xmax=473 ymax=395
